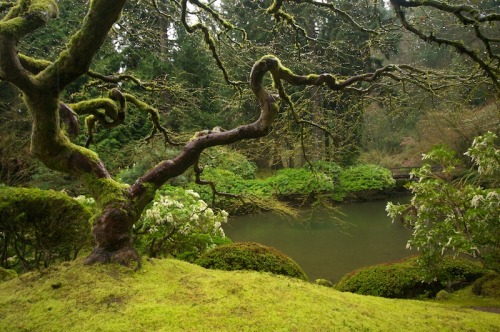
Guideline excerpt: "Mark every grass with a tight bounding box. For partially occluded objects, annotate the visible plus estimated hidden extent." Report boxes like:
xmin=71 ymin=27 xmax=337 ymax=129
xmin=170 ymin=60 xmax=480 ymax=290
xmin=1 ymin=258 xmax=499 ymax=331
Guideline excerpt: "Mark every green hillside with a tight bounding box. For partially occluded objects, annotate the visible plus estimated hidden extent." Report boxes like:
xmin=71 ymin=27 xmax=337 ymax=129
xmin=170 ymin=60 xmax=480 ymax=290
xmin=1 ymin=259 xmax=499 ymax=331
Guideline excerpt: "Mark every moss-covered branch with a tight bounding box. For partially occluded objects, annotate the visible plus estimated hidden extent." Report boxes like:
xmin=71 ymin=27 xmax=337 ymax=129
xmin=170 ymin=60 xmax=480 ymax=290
xmin=0 ymin=0 xmax=58 ymax=38
xmin=87 ymin=70 xmax=145 ymax=88
xmin=0 ymin=1 xmax=57 ymax=89
xmin=68 ymin=89 xmax=126 ymax=148
xmin=37 ymin=0 xmax=126 ymax=91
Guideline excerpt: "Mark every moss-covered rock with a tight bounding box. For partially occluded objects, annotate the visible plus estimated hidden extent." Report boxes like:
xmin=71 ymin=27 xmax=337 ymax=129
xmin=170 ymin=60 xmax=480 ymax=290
xmin=195 ymin=242 xmax=308 ymax=281
xmin=335 ymin=256 xmax=486 ymax=299
xmin=435 ymin=290 xmax=451 ymax=300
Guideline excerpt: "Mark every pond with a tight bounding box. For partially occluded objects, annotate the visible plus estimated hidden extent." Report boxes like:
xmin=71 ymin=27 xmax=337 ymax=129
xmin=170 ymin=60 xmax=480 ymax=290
xmin=224 ymin=198 xmax=413 ymax=283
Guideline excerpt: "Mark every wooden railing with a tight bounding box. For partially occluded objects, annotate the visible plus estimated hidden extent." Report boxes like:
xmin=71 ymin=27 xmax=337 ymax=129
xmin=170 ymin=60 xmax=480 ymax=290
xmin=389 ymin=166 xmax=443 ymax=180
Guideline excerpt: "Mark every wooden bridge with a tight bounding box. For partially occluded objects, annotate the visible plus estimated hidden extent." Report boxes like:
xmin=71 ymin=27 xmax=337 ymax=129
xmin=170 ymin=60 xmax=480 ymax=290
xmin=389 ymin=166 xmax=443 ymax=180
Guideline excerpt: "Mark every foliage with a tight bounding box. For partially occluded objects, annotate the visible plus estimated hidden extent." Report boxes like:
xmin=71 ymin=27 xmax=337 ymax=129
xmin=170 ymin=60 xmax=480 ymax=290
xmin=199 ymin=147 xmax=258 ymax=180
xmin=195 ymin=242 xmax=308 ymax=281
xmin=266 ymin=168 xmax=334 ymax=201
xmin=116 ymin=145 xmax=183 ymax=185
xmin=187 ymin=167 xmax=301 ymax=216
xmin=0 ymin=187 xmax=92 ymax=271
xmin=190 ymin=161 xmax=398 ymax=214
xmin=386 ymin=132 xmax=500 ymax=270
xmin=335 ymin=256 xmax=486 ymax=299
xmin=339 ymin=164 xmax=395 ymax=193
xmin=309 ymin=161 xmax=395 ymax=201
xmin=133 ymin=185 xmax=230 ymax=262
xmin=472 ymin=272 xmax=500 ymax=298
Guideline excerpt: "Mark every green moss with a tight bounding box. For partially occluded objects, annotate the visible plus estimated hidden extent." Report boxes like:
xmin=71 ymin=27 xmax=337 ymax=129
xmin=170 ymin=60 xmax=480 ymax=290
xmin=81 ymin=175 xmax=130 ymax=209
xmin=1 ymin=258 xmax=499 ymax=331
xmin=195 ymin=242 xmax=308 ymax=281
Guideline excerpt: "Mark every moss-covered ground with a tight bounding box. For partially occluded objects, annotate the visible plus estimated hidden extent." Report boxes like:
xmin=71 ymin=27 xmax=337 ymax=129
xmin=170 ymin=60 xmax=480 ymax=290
xmin=0 ymin=258 xmax=499 ymax=331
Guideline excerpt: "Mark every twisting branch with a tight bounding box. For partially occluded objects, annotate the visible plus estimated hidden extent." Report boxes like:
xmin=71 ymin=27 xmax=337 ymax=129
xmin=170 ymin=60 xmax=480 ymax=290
xmin=69 ymin=89 xmax=126 ymax=148
xmin=131 ymin=54 xmax=402 ymax=203
xmin=390 ymin=0 xmax=500 ymax=89
xmin=179 ymin=0 xmax=245 ymax=88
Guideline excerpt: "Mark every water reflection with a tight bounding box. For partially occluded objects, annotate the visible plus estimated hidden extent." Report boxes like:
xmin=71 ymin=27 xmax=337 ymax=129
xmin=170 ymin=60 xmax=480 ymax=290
xmin=224 ymin=199 xmax=412 ymax=283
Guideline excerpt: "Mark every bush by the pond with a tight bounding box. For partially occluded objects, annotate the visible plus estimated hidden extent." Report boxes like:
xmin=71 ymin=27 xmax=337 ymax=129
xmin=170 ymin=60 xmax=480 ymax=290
xmin=0 ymin=186 xmax=92 ymax=271
xmin=338 ymin=164 xmax=395 ymax=198
xmin=266 ymin=168 xmax=334 ymax=201
xmin=199 ymin=146 xmax=258 ymax=180
xmin=195 ymin=242 xmax=308 ymax=281
xmin=186 ymin=168 xmax=298 ymax=216
xmin=472 ymin=272 xmax=500 ymax=298
xmin=335 ymin=256 xmax=486 ymax=299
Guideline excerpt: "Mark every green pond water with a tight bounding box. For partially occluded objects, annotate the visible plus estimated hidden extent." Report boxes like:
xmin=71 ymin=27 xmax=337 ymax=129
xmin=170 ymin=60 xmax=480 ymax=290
xmin=224 ymin=198 xmax=413 ymax=283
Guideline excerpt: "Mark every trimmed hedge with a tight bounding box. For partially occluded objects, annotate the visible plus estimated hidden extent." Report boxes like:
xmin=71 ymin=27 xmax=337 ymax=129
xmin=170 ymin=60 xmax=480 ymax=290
xmin=335 ymin=256 xmax=486 ymax=299
xmin=0 ymin=186 xmax=92 ymax=270
xmin=195 ymin=242 xmax=308 ymax=281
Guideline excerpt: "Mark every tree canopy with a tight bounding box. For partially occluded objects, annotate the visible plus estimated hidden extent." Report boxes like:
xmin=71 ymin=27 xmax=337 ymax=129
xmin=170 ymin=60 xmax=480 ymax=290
xmin=0 ymin=0 xmax=498 ymax=268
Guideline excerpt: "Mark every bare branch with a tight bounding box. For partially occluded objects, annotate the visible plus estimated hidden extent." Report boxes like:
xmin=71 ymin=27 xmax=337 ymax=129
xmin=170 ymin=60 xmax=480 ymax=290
xmin=390 ymin=0 xmax=500 ymax=89
xmin=87 ymin=70 xmax=145 ymax=89
xmin=193 ymin=159 xmax=242 ymax=206
xmin=123 ymin=93 xmax=180 ymax=146
xmin=179 ymin=0 xmax=245 ymax=88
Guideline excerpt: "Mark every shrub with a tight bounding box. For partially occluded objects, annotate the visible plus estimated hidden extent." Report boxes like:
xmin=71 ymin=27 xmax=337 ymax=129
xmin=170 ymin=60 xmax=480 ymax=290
xmin=186 ymin=168 xmax=293 ymax=215
xmin=133 ymin=185 xmax=230 ymax=262
xmin=472 ymin=272 xmax=500 ymax=298
xmin=195 ymin=242 xmax=308 ymax=281
xmin=199 ymin=146 xmax=257 ymax=180
xmin=266 ymin=168 xmax=334 ymax=201
xmin=0 ymin=187 xmax=92 ymax=271
xmin=335 ymin=256 xmax=486 ymax=299
xmin=386 ymin=133 xmax=500 ymax=270
xmin=339 ymin=164 xmax=395 ymax=193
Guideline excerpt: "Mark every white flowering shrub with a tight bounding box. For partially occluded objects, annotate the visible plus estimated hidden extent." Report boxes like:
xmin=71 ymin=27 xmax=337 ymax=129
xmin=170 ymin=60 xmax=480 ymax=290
xmin=386 ymin=132 xmax=499 ymax=271
xmin=133 ymin=185 xmax=230 ymax=261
